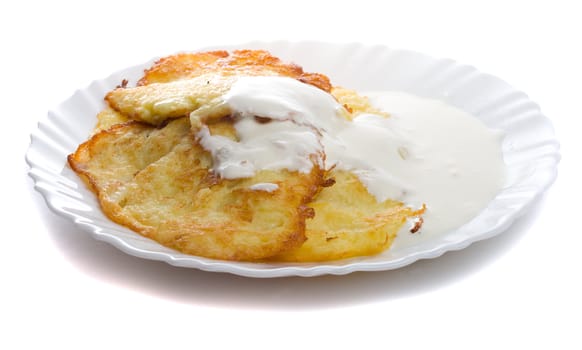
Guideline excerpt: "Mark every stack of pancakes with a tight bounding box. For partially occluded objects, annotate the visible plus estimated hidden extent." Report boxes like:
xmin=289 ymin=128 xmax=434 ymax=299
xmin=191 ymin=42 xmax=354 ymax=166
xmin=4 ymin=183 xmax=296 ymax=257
xmin=68 ymin=50 xmax=423 ymax=262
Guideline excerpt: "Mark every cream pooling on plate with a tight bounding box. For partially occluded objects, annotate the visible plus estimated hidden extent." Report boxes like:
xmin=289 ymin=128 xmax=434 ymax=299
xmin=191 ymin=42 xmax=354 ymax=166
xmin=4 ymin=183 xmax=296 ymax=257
xmin=195 ymin=76 xmax=505 ymax=237
xmin=364 ymin=92 xmax=505 ymax=242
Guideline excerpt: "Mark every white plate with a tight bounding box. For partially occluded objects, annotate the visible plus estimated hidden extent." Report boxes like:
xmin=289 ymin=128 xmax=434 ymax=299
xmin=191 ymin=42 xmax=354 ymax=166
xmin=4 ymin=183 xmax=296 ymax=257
xmin=26 ymin=41 xmax=560 ymax=277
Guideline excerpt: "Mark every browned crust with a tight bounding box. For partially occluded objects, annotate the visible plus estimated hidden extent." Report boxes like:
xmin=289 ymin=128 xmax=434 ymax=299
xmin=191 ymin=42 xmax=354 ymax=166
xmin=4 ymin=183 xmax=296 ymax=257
xmin=137 ymin=49 xmax=332 ymax=92
xmin=410 ymin=216 xmax=424 ymax=233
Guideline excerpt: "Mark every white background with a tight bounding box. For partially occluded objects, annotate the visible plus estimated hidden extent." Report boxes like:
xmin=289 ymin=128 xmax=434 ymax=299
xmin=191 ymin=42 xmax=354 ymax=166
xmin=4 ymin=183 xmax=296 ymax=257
xmin=3 ymin=0 xmax=580 ymax=348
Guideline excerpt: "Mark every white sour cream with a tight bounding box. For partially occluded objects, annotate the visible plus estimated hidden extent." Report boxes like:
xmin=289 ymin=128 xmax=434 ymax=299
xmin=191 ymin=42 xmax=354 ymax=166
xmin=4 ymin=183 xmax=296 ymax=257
xmin=197 ymin=118 xmax=320 ymax=179
xmin=196 ymin=76 xmax=505 ymax=239
xmin=365 ymin=92 xmax=505 ymax=241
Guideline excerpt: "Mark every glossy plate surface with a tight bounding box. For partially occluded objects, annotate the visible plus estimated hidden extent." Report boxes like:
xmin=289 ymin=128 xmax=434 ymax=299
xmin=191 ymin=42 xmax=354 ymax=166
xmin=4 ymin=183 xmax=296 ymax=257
xmin=26 ymin=41 xmax=560 ymax=277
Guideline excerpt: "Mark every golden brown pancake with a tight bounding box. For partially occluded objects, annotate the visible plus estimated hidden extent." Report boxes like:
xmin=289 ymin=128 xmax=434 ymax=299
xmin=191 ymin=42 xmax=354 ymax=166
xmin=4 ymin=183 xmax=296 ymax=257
xmin=269 ymin=171 xmax=424 ymax=262
xmin=106 ymin=73 xmax=235 ymax=125
xmin=69 ymin=118 xmax=324 ymax=261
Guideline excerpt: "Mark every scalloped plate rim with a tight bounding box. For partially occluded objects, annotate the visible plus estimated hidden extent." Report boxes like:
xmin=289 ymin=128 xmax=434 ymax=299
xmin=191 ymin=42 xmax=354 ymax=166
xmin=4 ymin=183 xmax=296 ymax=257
xmin=26 ymin=41 xmax=560 ymax=278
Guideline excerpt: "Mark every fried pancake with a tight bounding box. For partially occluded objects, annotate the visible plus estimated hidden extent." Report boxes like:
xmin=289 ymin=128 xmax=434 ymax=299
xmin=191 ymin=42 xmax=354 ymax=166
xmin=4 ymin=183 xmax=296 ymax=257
xmin=69 ymin=118 xmax=324 ymax=261
xmin=138 ymin=49 xmax=332 ymax=93
xmin=70 ymin=118 xmax=192 ymax=193
xmin=106 ymin=73 xmax=235 ymax=125
xmin=269 ymin=171 xmax=424 ymax=262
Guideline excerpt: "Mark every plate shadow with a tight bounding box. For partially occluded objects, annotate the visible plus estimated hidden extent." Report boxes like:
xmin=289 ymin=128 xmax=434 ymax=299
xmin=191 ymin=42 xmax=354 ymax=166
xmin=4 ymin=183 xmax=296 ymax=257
xmin=32 ymin=183 xmax=545 ymax=310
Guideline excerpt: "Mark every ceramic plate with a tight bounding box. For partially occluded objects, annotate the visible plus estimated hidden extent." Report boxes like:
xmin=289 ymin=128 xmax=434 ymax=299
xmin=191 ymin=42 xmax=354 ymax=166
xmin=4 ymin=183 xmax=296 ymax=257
xmin=26 ymin=41 xmax=560 ymax=277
